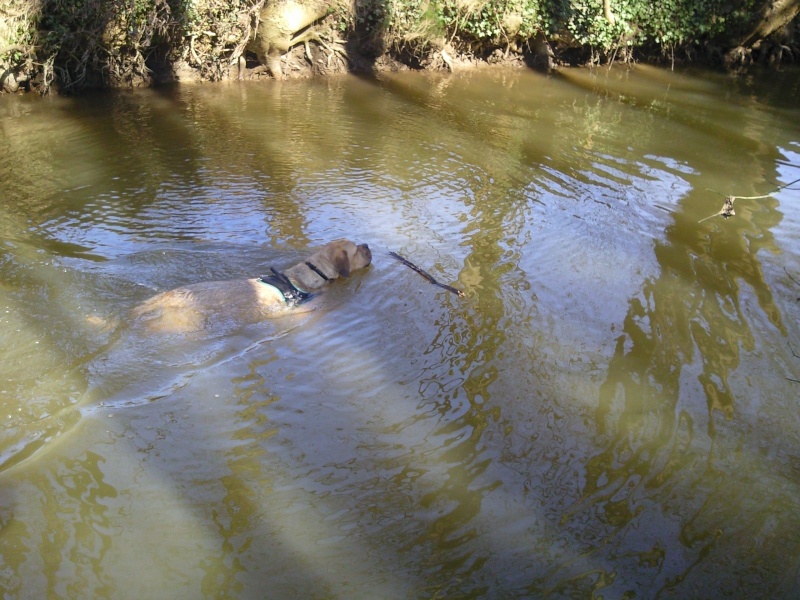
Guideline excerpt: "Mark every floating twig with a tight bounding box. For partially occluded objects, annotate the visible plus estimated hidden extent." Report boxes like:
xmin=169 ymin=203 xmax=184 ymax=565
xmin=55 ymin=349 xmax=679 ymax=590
xmin=785 ymin=267 xmax=800 ymax=291
xmin=389 ymin=251 xmax=465 ymax=298
xmin=699 ymin=196 xmax=735 ymax=223
xmin=786 ymin=344 xmax=799 ymax=384
xmin=700 ymin=177 xmax=800 ymax=224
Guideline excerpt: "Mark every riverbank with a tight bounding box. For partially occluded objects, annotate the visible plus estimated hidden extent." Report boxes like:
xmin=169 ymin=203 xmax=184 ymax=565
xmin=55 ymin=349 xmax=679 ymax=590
xmin=1 ymin=0 xmax=798 ymax=95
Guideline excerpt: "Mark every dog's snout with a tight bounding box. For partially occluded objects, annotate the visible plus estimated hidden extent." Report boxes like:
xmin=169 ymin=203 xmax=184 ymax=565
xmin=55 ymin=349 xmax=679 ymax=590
xmin=359 ymin=243 xmax=372 ymax=264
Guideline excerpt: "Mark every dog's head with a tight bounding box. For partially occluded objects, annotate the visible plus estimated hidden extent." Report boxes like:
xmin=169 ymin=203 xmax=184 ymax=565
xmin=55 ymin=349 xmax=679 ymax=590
xmin=327 ymin=239 xmax=372 ymax=278
xmin=284 ymin=239 xmax=372 ymax=291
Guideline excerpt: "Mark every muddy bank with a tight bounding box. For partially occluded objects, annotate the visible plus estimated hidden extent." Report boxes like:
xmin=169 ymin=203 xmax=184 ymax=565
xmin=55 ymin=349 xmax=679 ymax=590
xmin=192 ymin=42 xmax=536 ymax=85
xmin=1 ymin=0 xmax=798 ymax=95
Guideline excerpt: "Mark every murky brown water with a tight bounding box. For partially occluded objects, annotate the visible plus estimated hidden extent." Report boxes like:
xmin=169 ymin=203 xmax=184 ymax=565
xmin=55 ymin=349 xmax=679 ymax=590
xmin=1 ymin=65 xmax=799 ymax=598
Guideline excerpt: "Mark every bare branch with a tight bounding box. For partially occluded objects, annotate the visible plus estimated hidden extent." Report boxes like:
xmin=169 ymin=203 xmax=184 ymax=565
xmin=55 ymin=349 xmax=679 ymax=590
xmin=389 ymin=251 xmax=465 ymax=298
xmin=699 ymin=177 xmax=800 ymax=224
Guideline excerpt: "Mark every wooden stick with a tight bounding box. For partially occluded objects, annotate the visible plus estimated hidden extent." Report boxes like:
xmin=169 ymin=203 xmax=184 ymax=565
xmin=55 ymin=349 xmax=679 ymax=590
xmin=784 ymin=267 xmax=800 ymax=289
xmin=389 ymin=251 xmax=465 ymax=298
xmin=700 ymin=176 xmax=800 ymax=223
xmin=699 ymin=196 xmax=735 ymax=223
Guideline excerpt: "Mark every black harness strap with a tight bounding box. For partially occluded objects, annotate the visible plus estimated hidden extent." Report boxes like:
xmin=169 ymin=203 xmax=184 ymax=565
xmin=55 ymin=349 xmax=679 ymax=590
xmin=258 ymin=268 xmax=313 ymax=306
xmin=305 ymin=261 xmax=330 ymax=281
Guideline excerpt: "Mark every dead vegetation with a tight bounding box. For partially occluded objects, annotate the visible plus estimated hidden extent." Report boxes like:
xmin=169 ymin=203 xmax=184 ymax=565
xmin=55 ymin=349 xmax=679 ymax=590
xmin=0 ymin=0 xmax=269 ymax=93
xmin=0 ymin=0 xmax=798 ymax=94
xmin=698 ymin=177 xmax=800 ymax=224
xmin=0 ymin=0 xmax=38 ymax=92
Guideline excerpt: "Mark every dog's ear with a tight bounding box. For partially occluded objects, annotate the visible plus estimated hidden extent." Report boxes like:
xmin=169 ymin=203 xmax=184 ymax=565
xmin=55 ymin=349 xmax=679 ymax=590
xmin=331 ymin=248 xmax=351 ymax=277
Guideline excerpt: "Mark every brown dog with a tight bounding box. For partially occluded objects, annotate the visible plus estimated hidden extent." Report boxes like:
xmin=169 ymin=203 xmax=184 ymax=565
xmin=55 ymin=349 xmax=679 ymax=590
xmin=132 ymin=239 xmax=372 ymax=333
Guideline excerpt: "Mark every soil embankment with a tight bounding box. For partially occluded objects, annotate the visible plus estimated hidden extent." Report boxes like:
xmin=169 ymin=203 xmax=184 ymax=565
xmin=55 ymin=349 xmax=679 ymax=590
xmin=1 ymin=0 xmax=798 ymax=95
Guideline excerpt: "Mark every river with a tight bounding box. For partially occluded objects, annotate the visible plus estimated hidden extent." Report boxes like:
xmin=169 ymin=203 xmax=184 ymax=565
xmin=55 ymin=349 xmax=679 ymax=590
xmin=1 ymin=65 xmax=799 ymax=598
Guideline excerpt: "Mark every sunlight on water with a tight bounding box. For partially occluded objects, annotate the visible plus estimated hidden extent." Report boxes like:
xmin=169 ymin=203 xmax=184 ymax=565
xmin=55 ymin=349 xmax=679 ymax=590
xmin=0 ymin=66 xmax=799 ymax=598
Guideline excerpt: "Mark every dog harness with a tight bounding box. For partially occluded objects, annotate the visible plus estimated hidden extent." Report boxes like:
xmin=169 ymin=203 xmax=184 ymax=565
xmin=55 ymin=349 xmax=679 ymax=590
xmin=304 ymin=261 xmax=330 ymax=282
xmin=258 ymin=268 xmax=313 ymax=306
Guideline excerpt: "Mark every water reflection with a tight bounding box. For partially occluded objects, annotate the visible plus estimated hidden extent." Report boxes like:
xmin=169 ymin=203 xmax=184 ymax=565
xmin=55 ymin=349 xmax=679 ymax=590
xmin=0 ymin=446 xmax=118 ymax=598
xmin=558 ymin=70 xmax=800 ymax=595
xmin=399 ymin=251 xmax=508 ymax=591
xmin=0 ymin=66 xmax=799 ymax=598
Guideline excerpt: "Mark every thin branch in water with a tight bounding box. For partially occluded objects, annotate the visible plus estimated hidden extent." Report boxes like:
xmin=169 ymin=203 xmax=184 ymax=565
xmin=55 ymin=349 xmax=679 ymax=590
xmin=699 ymin=196 xmax=735 ymax=223
xmin=699 ymin=176 xmax=800 ymax=224
xmin=389 ymin=251 xmax=465 ymax=298
xmin=732 ymin=176 xmax=800 ymax=200
xmin=753 ymin=177 xmax=794 ymax=197
xmin=788 ymin=345 xmax=800 ymax=384
xmin=785 ymin=267 xmax=800 ymax=291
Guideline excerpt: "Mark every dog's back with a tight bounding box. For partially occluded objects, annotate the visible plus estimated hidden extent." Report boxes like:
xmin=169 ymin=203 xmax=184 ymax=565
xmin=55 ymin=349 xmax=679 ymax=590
xmin=131 ymin=239 xmax=371 ymax=333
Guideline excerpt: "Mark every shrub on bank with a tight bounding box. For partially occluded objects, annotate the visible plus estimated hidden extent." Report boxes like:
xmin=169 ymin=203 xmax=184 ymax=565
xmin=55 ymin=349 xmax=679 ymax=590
xmin=0 ymin=0 xmax=266 ymax=92
xmin=0 ymin=0 xmax=796 ymax=94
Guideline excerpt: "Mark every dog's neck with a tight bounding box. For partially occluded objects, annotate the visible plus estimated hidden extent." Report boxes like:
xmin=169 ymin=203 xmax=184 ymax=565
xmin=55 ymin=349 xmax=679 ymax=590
xmin=305 ymin=261 xmax=330 ymax=282
xmin=258 ymin=268 xmax=312 ymax=305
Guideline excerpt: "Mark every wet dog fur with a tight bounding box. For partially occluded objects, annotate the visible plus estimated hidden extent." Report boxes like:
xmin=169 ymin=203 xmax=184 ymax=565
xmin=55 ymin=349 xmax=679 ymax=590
xmin=131 ymin=239 xmax=372 ymax=333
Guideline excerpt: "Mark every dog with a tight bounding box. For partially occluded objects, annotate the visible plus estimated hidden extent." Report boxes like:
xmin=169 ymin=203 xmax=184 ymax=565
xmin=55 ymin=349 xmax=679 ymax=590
xmin=131 ymin=239 xmax=372 ymax=333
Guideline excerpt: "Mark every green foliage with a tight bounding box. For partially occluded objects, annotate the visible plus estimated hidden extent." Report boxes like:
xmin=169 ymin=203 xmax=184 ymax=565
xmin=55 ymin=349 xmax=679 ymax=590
xmin=347 ymin=0 xmax=768 ymax=58
xmin=35 ymin=0 xmax=177 ymax=90
xmin=560 ymin=0 xmax=760 ymax=52
xmin=562 ymin=0 xmax=630 ymax=49
xmin=443 ymin=0 xmax=547 ymax=44
xmin=27 ymin=0 xmax=261 ymax=92
xmin=630 ymin=0 xmax=757 ymax=47
xmin=0 ymin=0 xmax=39 ymax=78
xmin=352 ymin=0 xmax=385 ymax=34
xmin=173 ymin=0 xmax=258 ymax=79
xmin=351 ymin=0 xmax=550 ymax=53
xmin=2 ymin=0 xmax=792 ymax=93
xmin=351 ymin=0 xmax=447 ymax=54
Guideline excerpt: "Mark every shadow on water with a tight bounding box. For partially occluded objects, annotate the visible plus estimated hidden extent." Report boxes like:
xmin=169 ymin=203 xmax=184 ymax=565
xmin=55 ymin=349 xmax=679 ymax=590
xmin=382 ymin=190 xmax=527 ymax=596
xmin=566 ymin=202 xmax=800 ymax=594
xmin=1 ymin=64 xmax=800 ymax=598
xmin=545 ymin=67 xmax=800 ymax=596
xmin=0 ymin=81 xmax=377 ymax=595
